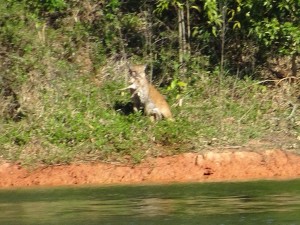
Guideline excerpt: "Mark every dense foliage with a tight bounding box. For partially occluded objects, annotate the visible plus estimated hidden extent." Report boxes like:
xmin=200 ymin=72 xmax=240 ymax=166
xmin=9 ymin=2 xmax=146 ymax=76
xmin=0 ymin=0 xmax=299 ymax=165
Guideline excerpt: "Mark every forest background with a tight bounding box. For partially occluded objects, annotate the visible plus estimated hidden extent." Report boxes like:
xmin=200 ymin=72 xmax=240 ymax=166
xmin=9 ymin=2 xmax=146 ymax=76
xmin=0 ymin=0 xmax=299 ymax=166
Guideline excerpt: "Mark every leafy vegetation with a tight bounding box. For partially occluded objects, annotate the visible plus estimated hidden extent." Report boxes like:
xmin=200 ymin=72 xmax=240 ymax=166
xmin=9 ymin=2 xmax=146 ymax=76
xmin=0 ymin=0 xmax=299 ymax=166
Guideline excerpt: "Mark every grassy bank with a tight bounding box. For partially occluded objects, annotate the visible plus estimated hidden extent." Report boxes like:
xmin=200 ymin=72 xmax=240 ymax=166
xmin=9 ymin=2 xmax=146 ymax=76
xmin=1 ymin=70 xmax=299 ymax=166
xmin=0 ymin=1 xmax=299 ymax=166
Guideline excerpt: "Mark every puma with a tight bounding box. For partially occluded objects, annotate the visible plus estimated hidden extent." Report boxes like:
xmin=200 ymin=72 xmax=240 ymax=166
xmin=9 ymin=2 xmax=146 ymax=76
xmin=126 ymin=64 xmax=173 ymax=121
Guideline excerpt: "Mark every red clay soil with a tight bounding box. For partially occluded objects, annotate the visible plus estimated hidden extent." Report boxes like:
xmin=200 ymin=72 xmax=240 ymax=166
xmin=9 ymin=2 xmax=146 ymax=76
xmin=1 ymin=149 xmax=300 ymax=188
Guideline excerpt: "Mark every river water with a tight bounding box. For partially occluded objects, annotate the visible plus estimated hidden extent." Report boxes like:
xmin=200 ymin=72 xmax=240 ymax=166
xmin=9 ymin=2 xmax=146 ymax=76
xmin=1 ymin=179 xmax=300 ymax=225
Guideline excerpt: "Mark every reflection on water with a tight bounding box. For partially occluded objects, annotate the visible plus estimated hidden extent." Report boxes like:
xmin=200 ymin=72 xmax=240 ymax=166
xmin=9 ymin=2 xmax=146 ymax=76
xmin=1 ymin=180 xmax=300 ymax=224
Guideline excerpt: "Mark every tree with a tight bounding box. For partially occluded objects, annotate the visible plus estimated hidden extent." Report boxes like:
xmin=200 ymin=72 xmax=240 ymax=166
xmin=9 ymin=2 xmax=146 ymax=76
xmin=243 ymin=0 xmax=300 ymax=78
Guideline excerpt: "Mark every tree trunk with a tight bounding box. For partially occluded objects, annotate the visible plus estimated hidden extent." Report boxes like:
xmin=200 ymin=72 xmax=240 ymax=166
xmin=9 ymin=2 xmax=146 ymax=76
xmin=178 ymin=7 xmax=183 ymax=67
xmin=220 ymin=4 xmax=227 ymax=80
xmin=186 ymin=0 xmax=191 ymax=54
xmin=178 ymin=5 xmax=188 ymax=77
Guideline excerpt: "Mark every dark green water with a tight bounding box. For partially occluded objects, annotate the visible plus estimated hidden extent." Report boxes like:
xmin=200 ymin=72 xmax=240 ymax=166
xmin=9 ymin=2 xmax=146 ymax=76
xmin=1 ymin=180 xmax=300 ymax=225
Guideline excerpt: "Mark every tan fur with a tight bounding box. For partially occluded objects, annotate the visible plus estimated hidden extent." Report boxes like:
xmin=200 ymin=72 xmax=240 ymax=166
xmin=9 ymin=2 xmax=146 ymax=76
xmin=128 ymin=64 xmax=173 ymax=121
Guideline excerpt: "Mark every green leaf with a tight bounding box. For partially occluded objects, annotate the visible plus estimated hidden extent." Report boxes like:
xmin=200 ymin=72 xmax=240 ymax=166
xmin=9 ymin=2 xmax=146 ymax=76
xmin=191 ymin=5 xmax=201 ymax=12
xmin=233 ymin=21 xmax=241 ymax=29
xmin=177 ymin=81 xmax=187 ymax=87
xmin=212 ymin=26 xmax=217 ymax=36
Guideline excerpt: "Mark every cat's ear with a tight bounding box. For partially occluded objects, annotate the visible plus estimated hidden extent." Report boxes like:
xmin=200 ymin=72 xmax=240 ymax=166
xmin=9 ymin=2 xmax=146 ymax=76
xmin=128 ymin=65 xmax=136 ymax=76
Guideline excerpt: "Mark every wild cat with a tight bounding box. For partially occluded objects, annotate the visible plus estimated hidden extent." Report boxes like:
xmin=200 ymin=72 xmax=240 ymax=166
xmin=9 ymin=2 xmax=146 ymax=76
xmin=126 ymin=64 xmax=173 ymax=121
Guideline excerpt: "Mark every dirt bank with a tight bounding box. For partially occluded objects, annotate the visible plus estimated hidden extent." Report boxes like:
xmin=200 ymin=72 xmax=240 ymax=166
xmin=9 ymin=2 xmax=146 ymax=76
xmin=1 ymin=149 xmax=300 ymax=188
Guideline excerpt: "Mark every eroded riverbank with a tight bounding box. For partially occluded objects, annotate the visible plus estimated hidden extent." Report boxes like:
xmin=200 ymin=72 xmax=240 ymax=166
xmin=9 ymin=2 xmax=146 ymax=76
xmin=1 ymin=149 xmax=300 ymax=188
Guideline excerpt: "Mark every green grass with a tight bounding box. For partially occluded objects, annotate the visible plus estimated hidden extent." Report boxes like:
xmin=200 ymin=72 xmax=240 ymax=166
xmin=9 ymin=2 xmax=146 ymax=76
xmin=1 ymin=72 xmax=299 ymax=166
xmin=0 ymin=0 xmax=299 ymax=166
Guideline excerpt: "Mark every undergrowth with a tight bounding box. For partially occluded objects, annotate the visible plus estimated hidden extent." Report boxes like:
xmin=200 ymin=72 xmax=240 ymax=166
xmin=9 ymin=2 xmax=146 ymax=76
xmin=0 ymin=0 xmax=299 ymax=166
xmin=1 ymin=72 xmax=299 ymax=166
